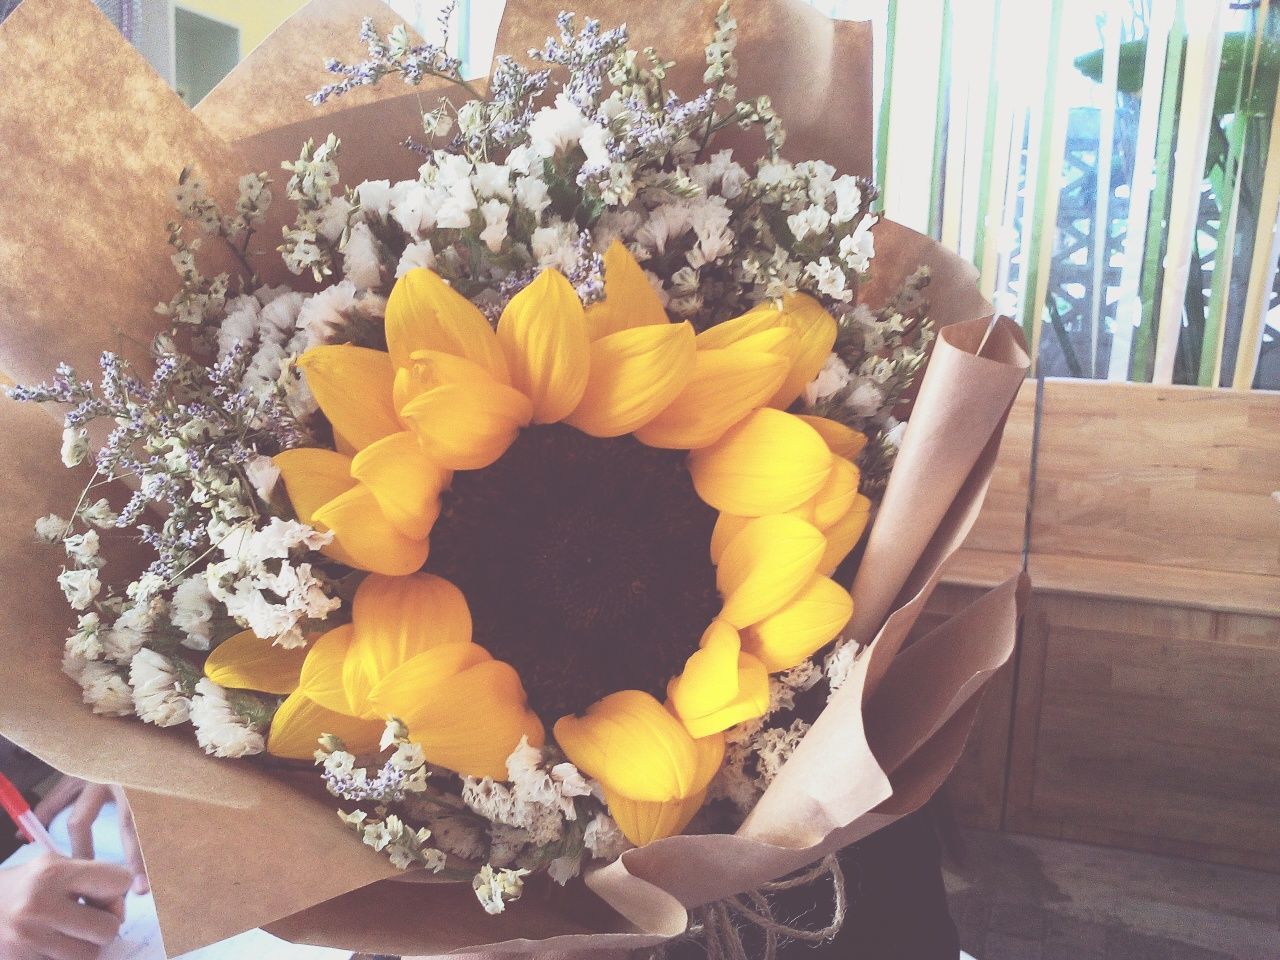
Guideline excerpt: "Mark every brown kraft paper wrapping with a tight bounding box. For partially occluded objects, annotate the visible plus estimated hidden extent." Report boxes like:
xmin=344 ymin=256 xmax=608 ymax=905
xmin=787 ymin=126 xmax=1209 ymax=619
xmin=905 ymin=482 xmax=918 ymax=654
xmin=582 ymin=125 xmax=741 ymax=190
xmin=0 ymin=0 xmax=1030 ymax=955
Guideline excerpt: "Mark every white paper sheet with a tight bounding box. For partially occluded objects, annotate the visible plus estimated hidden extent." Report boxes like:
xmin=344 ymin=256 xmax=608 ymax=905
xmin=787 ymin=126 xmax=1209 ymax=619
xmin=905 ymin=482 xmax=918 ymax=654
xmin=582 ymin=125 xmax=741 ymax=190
xmin=2 ymin=803 xmax=352 ymax=960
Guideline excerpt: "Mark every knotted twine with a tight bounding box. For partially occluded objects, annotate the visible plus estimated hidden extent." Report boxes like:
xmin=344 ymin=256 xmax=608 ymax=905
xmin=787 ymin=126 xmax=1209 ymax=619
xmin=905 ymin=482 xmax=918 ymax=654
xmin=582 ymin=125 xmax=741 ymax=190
xmin=650 ymin=854 xmax=848 ymax=960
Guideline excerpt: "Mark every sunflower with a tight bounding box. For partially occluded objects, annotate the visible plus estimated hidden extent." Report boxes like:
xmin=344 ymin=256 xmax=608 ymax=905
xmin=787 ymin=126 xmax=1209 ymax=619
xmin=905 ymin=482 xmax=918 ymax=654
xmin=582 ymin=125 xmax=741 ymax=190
xmin=208 ymin=242 xmax=870 ymax=845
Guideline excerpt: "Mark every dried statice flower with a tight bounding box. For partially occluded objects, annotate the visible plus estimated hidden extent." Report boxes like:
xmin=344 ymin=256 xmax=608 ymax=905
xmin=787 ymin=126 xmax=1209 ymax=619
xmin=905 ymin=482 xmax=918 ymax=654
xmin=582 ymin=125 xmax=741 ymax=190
xmin=310 ymin=8 xmax=476 ymax=106
xmin=279 ymin=135 xmax=349 ymax=281
xmin=189 ymin=679 xmax=267 ymax=758
xmin=472 ymin=864 xmax=530 ymax=915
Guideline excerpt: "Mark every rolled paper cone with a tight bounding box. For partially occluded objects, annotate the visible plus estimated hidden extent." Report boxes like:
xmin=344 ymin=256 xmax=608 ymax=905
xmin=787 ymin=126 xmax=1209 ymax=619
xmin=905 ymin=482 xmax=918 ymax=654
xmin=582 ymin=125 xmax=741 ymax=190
xmin=0 ymin=0 xmax=1029 ymax=954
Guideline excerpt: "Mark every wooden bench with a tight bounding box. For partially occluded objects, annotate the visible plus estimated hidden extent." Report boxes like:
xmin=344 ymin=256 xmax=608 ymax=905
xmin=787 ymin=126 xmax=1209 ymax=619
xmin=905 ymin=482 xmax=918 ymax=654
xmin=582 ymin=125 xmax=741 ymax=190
xmin=930 ymin=380 xmax=1280 ymax=872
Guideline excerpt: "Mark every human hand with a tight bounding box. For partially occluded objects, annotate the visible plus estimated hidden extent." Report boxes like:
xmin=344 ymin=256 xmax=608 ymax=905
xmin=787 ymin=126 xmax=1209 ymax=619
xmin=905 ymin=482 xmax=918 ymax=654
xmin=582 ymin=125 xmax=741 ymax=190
xmin=0 ymin=853 xmax=130 ymax=960
xmin=32 ymin=778 xmax=148 ymax=894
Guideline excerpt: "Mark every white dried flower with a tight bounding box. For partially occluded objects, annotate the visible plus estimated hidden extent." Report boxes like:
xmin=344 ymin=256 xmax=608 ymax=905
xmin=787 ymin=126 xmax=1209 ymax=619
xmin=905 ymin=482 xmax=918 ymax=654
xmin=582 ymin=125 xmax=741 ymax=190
xmin=101 ymin=599 xmax=162 ymax=663
xmin=60 ymin=427 xmax=89 ymax=467
xmin=63 ymin=530 xmax=103 ymax=569
xmin=582 ymin=812 xmax=631 ymax=861
xmin=296 ymin=280 xmax=359 ymax=347
xmin=787 ymin=205 xmax=831 ymax=243
xmin=804 ymin=353 xmax=852 ymax=407
xmin=472 ymin=865 xmax=530 ymax=915
xmin=528 ymin=94 xmax=588 ymax=157
xmin=839 ymin=217 xmax=876 ymax=273
xmin=64 ymin=613 xmax=103 ymax=661
xmin=824 ymin=638 xmax=859 ymax=694
xmin=58 ymin=567 xmax=101 ymax=610
xmin=189 ymin=678 xmax=265 ymax=758
xmin=356 ymin=179 xmax=393 ymax=219
xmin=844 ymin=379 xmax=885 ymax=419
xmin=244 ymin=455 xmax=281 ymax=505
xmin=396 ymin=239 xmax=436 ymax=277
xmin=426 ymin=813 xmax=487 ymax=861
xmin=129 ymin=648 xmax=190 ymax=727
xmin=478 ymin=198 xmax=510 ymax=253
xmin=171 ymin=576 xmax=217 ymax=650
xmin=73 ymin=661 xmax=134 ymax=717
xmin=341 ymin=221 xmax=383 ymax=290
xmin=514 ymin=175 xmax=551 ymax=217
xmin=34 ymin=514 xmax=71 ymax=543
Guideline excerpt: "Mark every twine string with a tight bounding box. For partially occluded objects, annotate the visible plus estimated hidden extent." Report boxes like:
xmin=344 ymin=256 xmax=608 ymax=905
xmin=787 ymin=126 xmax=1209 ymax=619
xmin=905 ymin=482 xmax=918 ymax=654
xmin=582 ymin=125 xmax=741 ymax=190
xmin=652 ymin=854 xmax=847 ymax=960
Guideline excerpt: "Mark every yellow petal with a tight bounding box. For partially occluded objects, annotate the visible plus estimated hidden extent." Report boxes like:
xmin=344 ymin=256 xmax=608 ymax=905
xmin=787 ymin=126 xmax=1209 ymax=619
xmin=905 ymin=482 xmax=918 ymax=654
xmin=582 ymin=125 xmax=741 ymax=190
xmin=806 ymin=457 xmax=861 ymax=530
xmin=605 ymin=788 xmax=707 ymax=847
xmin=555 ymin=691 xmax=703 ymax=802
xmin=203 ymin=629 xmax=308 ymax=695
xmin=717 ymin=515 xmax=826 ymax=628
xmin=796 ymin=414 xmax=868 ymax=461
xmin=365 ymin=643 xmax=493 ymax=718
xmin=400 ymin=380 xmax=532 ymax=470
xmin=297 ymin=624 xmax=357 ymax=715
xmin=311 ymin=484 xmax=430 ymax=576
xmin=696 ymin=294 xmax=837 ymax=408
xmin=635 ymin=347 xmax=790 ymax=450
xmin=349 ymin=431 xmax=447 ymax=541
xmin=585 ymin=240 xmax=668 ymax=339
xmin=344 ymin=573 xmax=474 ymax=708
xmin=392 ymin=351 xmax=498 ymax=413
xmin=689 ymin=409 xmax=833 ymax=515
xmin=497 ymin=269 xmax=590 ymax=423
xmin=669 ymin=622 xmax=770 ymax=738
xmin=601 ymin=731 xmax=724 ymax=845
xmin=710 ymin=512 xmax=752 ymax=565
xmin=395 ymin=659 xmax=544 ymax=779
xmin=565 ymin=322 xmax=696 ymax=437
xmin=267 ymin=690 xmax=384 ymax=760
xmin=669 ymin=621 xmax=741 ymax=719
xmin=385 ymin=268 xmax=510 ymax=383
xmin=745 ymin=575 xmax=854 ymax=672
xmin=818 ymin=493 xmax=872 ymax=576
xmin=274 ymin=448 xmax=356 ymax=526
xmin=297 ymin=346 xmax=402 ymax=451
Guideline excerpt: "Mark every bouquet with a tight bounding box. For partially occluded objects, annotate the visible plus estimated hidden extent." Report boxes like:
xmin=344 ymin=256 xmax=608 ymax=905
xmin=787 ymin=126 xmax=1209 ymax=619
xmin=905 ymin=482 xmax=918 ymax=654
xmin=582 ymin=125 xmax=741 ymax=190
xmin=0 ymin=0 xmax=1028 ymax=955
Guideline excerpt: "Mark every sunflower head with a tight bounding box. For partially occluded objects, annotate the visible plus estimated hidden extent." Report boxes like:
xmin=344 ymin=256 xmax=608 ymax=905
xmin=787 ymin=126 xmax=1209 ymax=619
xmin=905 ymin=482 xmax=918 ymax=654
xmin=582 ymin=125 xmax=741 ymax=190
xmin=214 ymin=241 xmax=870 ymax=845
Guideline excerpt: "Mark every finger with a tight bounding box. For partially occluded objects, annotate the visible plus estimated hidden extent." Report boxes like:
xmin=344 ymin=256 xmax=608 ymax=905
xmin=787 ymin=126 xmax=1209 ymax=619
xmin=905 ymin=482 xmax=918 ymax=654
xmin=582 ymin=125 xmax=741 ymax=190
xmin=33 ymin=776 xmax=86 ymax=826
xmin=66 ymin=785 xmax=110 ymax=862
xmin=47 ymin=900 xmax=123 ymax=947
xmin=21 ymin=926 xmax=101 ymax=960
xmin=63 ymin=859 xmax=134 ymax=902
xmin=114 ymin=796 xmax=149 ymax=894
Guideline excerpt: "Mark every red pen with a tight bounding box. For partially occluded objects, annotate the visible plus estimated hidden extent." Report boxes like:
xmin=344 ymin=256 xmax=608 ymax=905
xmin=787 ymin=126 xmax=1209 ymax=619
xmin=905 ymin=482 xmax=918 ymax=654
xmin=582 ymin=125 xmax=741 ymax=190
xmin=0 ymin=770 xmax=60 ymax=853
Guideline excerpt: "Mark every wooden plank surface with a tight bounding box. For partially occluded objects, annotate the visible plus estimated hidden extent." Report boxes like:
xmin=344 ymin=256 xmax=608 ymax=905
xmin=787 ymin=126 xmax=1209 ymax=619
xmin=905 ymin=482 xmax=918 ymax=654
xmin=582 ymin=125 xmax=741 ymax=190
xmin=936 ymin=380 xmax=1280 ymax=870
xmin=1004 ymin=593 xmax=1280 ymax=873
xmin=1030 ymin=381 xmax=1280 ymax=583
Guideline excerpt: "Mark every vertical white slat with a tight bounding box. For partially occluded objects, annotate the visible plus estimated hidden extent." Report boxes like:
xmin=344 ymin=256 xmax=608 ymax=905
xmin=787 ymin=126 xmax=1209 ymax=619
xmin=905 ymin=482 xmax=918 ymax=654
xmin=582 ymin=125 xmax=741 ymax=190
xmin=977 ymin=0 xmax=1020 ymax=301
xmin=957 ymin=0 xmax=997 ymax=262
xmin=1231 ymin=67 xmax=1280 ymax=388
xmin=939 ymin=39 xmax=969 ymax=251
xmin=1109 ymin=0 xmax=1174 ymax=380
xmin=1025 ymin=13 xmax=1071 ymax=374
xmin=881 ymin=0 xmax=945 ymax=233
xmin=1151 ymin=2 xmax=1224 ymax=384
xmin=1088 ymin=10 xmax=1122 ymax=378
xmin=1012 ymin=0 xmax=1057 ymax=328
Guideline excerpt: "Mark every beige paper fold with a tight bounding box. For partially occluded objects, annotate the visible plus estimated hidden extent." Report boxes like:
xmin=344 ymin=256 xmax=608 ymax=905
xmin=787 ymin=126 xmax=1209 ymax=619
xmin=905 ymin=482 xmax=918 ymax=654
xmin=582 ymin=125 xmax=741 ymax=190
xmin=0 ymin=0 xmax=241 ymax=385
xmin=0 ymin=1 xmax=1030 ymax=955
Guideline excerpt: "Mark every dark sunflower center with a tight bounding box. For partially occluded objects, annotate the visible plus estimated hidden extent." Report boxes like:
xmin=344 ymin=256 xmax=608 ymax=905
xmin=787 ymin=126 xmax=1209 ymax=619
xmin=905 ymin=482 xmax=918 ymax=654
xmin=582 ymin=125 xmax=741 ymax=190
xmin=424 ymin=424 xmax=721 ymax=724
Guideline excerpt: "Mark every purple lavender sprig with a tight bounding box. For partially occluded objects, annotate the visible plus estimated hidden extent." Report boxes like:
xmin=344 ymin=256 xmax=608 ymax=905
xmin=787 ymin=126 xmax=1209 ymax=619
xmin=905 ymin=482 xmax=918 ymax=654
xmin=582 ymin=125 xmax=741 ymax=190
xmin=310 ymin=7 xmax=480 ymax=105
